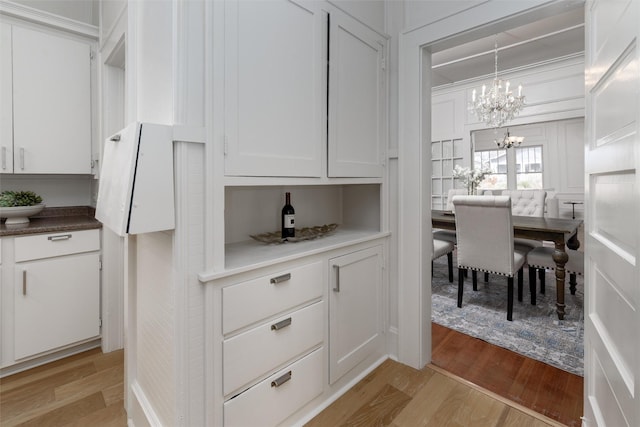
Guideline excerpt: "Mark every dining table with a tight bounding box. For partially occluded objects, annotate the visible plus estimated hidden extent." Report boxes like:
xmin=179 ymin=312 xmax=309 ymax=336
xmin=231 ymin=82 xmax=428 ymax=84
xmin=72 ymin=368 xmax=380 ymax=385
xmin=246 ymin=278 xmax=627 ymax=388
xmin=432 ymin=209 xmax=583 ymax=320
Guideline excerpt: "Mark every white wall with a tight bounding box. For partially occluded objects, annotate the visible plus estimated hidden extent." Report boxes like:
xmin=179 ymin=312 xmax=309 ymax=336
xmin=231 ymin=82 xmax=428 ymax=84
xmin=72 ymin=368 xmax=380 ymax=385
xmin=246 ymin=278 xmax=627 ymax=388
xmin=0 ymin=174 xmax=94 ymax=207
xmin=431 ymin=56 xmax=585 ymax=217
xmin=9 ymin=0 xmax=98 ymax=25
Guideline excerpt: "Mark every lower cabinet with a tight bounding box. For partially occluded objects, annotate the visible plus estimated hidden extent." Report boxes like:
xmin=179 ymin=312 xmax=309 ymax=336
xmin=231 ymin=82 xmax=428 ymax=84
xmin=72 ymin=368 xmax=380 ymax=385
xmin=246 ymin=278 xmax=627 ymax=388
xmin=14 ymin=252 xmax=100 ymax=360
xmin=0 ymin=229 xmax=101 ymax=370
xmin=224 ymin=348 xmax=324 ymax=427
xmin=329 ymin=245 xmax=384 ymax=384
xmin=216 ymin=241 xmax=386 ymax=426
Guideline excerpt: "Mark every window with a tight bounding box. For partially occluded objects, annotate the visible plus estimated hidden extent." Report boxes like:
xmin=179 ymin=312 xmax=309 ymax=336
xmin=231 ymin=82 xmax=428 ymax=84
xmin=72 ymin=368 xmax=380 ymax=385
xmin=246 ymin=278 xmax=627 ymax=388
xmin=516 ymin=146 xmax=543 ymax=189
xmin=474 ymin=145 xmax=544 ymax=190
xmin=474 ymin=149 xmax=507 ymax=190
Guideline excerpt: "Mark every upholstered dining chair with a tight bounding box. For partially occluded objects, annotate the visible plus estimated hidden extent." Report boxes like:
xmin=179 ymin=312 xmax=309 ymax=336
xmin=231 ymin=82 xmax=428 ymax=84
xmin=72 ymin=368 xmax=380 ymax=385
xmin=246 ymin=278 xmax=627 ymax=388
xmin=527 ymin=246 xmax=584 ymax=297
xmin=432 ymin=188 xmax=468 ymax=244
xmin=502 ymin=190 xmax=547 ymax=253
xmin=433 ymin=238 xmax=455 ymax=282
xmin=452 ymin=195 xmax=529 ymax=321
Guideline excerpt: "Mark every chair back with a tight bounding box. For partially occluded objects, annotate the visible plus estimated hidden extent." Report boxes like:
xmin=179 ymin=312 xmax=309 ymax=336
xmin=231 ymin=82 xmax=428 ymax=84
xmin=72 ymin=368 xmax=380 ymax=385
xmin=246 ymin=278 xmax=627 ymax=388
xmin=452 ymin=195 xmax=517 ymax=276
xmin=445 ymin=188 xmax=468 ymax=211
xmin=502 ymin=190 xmax=546 ymax=217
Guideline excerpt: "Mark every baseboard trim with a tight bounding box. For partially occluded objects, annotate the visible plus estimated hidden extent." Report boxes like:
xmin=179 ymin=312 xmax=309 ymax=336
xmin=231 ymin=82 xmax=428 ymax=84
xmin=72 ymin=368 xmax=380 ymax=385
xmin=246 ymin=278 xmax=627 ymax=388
xmin=129 ymin=381 xmax=162 ymax=427
xmin=0 ymin=338 xmax=101 ymax=378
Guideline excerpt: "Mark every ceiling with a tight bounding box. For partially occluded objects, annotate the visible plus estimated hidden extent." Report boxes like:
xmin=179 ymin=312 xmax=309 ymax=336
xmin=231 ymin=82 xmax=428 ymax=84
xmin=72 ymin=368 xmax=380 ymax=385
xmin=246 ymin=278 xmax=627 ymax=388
xmin=431 ymin=6 xmax=585 ymax=87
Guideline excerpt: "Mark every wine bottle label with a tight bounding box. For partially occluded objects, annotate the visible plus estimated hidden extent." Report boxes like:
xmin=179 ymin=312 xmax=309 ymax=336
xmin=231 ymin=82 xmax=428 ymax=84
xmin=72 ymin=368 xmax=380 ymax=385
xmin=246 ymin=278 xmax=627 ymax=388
xmin=284 ymin=214 xmax=295 ymax=228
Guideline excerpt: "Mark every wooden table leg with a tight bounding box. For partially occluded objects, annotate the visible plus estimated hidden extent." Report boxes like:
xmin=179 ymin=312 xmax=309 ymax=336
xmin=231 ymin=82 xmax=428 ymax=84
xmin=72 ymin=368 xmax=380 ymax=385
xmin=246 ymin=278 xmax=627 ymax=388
xmin=552 ymin=241 xmax=569 ymax=320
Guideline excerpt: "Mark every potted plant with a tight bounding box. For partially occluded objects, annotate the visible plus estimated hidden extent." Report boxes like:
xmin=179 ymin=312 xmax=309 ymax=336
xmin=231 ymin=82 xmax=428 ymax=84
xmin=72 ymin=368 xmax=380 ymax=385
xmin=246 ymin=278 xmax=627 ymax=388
xmin=0 ymin=191 xmax=45 ymax=225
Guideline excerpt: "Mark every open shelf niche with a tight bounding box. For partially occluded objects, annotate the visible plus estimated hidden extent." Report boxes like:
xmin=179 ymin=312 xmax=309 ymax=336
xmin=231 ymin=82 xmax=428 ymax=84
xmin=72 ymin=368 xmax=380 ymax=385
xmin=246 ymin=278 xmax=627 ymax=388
xmin=223 ymin=184 xmax=382 ymax=271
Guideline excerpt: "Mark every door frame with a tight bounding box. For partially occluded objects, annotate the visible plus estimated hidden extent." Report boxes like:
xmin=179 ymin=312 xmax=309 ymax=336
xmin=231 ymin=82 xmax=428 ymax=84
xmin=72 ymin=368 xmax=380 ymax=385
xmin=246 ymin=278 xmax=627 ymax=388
xmin=396 ymin=0 xmax=584 ymax=369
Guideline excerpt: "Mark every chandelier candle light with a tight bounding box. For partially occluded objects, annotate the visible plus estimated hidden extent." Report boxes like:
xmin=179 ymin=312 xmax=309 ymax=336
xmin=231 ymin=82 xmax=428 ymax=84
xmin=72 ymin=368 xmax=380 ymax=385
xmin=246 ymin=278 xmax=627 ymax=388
xmin=495 ymin=129 xmax=525 ymax=149
xmin=470 ymin=41 xmax=526 ymax=128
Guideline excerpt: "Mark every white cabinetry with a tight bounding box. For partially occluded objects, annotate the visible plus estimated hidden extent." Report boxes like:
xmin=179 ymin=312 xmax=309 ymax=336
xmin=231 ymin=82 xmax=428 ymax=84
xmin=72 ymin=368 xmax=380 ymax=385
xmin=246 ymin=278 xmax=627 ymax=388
xmin=223 ymin=1 xmax=387 ymax=178
xmin=0 ymin=229 xmax=100 ymax=372
xmin=0 ymin=22 xmax=92 ymax=174
xmin=221 ymin=261 xmax=324 ymax=426
xmin=329 ymin=245 xmax=384 ymax=383
xmin=328 ymin=13 xmax=385 ymax=178
xmin=224 ymin=0 xmax=325 ymax=177
xmin=0 ymin=23 xmax=12 ymax=172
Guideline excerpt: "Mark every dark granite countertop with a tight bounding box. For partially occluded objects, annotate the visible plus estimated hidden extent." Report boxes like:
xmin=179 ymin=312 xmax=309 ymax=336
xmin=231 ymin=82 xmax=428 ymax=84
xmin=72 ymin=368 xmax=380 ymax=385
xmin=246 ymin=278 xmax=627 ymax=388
xmin=0 ymin=206 xmax=102 ymax=237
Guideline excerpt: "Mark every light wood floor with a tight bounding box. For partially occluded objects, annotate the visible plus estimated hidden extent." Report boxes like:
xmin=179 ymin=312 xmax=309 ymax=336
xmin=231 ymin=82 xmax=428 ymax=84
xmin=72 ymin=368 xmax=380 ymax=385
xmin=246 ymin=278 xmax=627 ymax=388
xmin=306 ymin=358 xmax=566 ymax=427
xmin=0 ymin=348 xmax=126 ymax=427
xmin=1 ymin=327 xmax=581 ymax=427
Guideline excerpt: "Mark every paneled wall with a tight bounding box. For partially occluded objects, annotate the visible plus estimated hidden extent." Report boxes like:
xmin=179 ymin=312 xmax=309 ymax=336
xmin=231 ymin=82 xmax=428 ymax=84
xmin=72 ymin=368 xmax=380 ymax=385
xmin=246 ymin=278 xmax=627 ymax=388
xmin=431 ymin=56 xmax=585 ymax=217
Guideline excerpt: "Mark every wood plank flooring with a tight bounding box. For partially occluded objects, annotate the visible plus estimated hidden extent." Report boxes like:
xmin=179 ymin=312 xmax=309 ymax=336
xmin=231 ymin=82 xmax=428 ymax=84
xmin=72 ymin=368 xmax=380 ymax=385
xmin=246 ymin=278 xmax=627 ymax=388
xmin=0 ymin=348 xmax=126 ymax=427
xmin=1 ymin=325 xmax=582 ymax=427
xmin=308 ymin=323 xmax=582 ymax=426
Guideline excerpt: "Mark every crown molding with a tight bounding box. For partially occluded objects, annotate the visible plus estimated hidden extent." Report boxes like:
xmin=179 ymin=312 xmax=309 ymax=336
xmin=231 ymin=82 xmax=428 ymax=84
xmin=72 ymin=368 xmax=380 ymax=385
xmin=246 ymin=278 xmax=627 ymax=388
xmin=0 ymin=0 xmax=98 ymax=39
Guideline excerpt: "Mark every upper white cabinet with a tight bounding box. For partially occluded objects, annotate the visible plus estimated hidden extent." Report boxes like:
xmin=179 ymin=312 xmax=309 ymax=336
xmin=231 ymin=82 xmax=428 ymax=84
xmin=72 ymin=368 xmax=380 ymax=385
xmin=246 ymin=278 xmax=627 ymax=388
xmin=1 ymin=23 xmax=92 ymax=174
xmin=328 ymin=13 xmax=385 ymax=178
xmin=224 ymin=0 xmax=325 ymax=177
xmin=223 ymin=1 xmax=387 ymax=179
xmin=0 ymin=23 xmax=13 ymax=172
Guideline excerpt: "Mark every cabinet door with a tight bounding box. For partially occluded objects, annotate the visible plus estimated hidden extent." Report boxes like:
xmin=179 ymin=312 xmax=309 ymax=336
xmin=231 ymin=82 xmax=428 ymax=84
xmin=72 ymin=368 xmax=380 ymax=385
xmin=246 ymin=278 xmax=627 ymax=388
xmin=14 ymin=252 xmax=100 ymax=360
xmin=329 ymin=245 xmax=384 ymax=384
xmin=224 ymin=0 xmax=325 ymax=177
xmin=12 ymin=26 xmax=92 ymax=174
xmin=328 ymin=14 xmax=385 ymax=178
xmin=0 ymin=23 xmax=12 ymax=173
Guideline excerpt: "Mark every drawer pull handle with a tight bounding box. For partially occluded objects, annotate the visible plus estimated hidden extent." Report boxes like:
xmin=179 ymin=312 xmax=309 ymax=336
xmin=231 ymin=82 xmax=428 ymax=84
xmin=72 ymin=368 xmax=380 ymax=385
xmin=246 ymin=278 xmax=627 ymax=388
xmin=271 ymin=371 xmax=292 ymax=388
xmin=333 ymin=265 xmax=340 ymax=292
xmin=1 ymin=147 xmax=6 ymax=170
xmin=48 ymin=234 xmax=72 ymax=241
xmin=271 ymin=317 xmax=292 ymax=331
xmin=270 ymin=273 xmax=291 ymax=284
xmin=23 ymin=270 xmax=27 ymax=295
xmin=110 ymin=134 xmax=121 ymax=142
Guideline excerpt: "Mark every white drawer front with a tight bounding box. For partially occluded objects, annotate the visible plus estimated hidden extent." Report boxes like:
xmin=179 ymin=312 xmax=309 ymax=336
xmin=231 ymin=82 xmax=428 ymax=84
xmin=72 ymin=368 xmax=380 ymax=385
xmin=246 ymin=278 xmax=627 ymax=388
xmin=222 ymin=261 xmax=323 ymax=334
xmin=223 ymin=301 xmax=323 ymax=396
xmin=224 ymin=348 xmax=323 ymax=427
xmin=15 ymin=229 xmax=100 ymax=262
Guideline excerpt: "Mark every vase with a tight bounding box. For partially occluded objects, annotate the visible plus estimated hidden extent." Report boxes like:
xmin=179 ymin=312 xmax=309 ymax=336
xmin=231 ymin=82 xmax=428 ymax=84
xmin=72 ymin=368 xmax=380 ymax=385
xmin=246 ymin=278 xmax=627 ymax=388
xmin=468 ymin=183 xmax=477 ymax=195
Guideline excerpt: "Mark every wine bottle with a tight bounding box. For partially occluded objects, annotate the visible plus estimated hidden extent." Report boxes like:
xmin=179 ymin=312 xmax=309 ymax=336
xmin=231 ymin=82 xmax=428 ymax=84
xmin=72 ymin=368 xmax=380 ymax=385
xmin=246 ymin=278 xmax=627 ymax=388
xmin=281 ymin=192 xmax=295 ymax=239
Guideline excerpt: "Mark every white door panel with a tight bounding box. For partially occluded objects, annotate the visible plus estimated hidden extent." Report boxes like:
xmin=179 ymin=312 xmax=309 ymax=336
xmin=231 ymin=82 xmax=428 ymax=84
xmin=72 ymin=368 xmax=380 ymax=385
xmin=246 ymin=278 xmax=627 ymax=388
xmin=224 ymin=0 xmax=324 ymax=177
xmin=584 ymin=0 xmax=639 ymax=426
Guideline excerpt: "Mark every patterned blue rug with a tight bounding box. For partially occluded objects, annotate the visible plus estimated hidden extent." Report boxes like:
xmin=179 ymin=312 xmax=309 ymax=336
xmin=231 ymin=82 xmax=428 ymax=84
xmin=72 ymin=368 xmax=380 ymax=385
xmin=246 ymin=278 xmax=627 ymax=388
xmin=432 ymin=254 xmax=584 ymax=376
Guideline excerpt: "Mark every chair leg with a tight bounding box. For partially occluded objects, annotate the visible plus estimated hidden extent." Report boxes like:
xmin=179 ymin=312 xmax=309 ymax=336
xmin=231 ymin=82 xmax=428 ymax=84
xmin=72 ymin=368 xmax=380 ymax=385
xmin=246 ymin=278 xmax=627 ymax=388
xmin=517 ymin=268 xmax=523 ymax=302
xmin=507 ymin=277 xmax=514 ymax=321
xmin=484 ymin=272 xmax=489 ymax=282
xmin=472 ymin=270 xmax=478 ymax=291
xmin=528 ymin=266 xmax=537 ymax=305
xmin=447 ymin=252 xmax=454 ymax=283
xmin=457 ymin=268 xmax=465 ymax=308
xmin=539 ymin=268 xmax=545 ymax=294
xmin=570 ymin=273 xmax=577 ymax=295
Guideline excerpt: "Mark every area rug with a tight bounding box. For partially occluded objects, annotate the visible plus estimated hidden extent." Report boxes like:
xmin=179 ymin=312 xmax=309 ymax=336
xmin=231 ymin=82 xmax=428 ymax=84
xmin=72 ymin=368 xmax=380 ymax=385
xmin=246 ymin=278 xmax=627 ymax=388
xmin=431 ymin=254 xmax=584 ymax=376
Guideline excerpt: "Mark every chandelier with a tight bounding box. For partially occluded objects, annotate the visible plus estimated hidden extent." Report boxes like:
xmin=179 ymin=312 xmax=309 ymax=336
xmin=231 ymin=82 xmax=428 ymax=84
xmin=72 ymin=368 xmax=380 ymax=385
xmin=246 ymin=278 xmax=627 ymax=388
xmin=469 ymin=42 xmax=525 ymax=128
xmin=495 ymin=129 xmax=524 ymax=149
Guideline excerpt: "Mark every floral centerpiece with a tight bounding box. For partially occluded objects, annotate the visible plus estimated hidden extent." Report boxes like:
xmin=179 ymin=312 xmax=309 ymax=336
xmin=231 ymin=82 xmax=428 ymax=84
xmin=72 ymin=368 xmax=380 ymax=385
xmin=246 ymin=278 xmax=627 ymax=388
xmin=453 ymin=165 xmax=492 ymax=195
